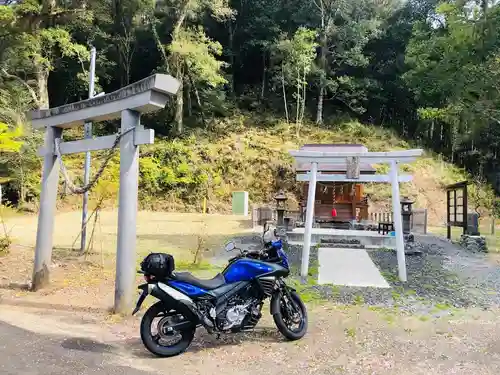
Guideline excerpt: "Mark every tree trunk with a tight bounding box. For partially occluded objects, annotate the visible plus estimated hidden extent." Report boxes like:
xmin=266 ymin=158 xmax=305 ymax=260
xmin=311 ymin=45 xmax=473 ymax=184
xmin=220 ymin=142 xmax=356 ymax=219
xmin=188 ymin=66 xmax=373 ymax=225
xmin=481 ymin=0 xmax=489 ymax=15
xmin=316 ymin=86 xmax=324 ymax=125
xmin=316 ymin=19 xmax=327 ymax=125
xmin=42 ymin=0 xmax=56 ymax=15
xmin=150 ymin=14 xmax=169 ymax=72
xmin=295 ymin=69 xmax=301 ymax=137
xmin=187 ymin=72 xmax=206 ymax=128
xmin=186 ymin=79 xmax=192 ymax=117
xmin=173 ymin=0 xmax=191 ymax=36
xmin=296 ymin=69 xmax=300 ymax=127
xmin=19 ymin=164 xmax=26 ymax=204
xmin=429 ymin=120 xmax=434 ymax=145
xmin=281 ymin=64 xmax=289 ymax=124
xmin=228 ymin=21 xmax=236 ymax=98
xmin=35 ymin=67 xmax=50 ymax=109
xmin=300 ymin=65 xmax=307 ymax=124
xmin=171 ymin=0 xmax=191 ymax=134
xmin=260 ymin=50 xmax=266 ymax=101
xmin=175 ymin=72 xmax=184 ymax=134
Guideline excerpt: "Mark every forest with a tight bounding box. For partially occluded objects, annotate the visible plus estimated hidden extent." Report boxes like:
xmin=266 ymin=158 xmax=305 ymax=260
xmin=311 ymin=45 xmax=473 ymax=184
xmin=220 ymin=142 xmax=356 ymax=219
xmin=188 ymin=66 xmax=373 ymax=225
xmin=0 ymin=0 xmax=499 ymax=207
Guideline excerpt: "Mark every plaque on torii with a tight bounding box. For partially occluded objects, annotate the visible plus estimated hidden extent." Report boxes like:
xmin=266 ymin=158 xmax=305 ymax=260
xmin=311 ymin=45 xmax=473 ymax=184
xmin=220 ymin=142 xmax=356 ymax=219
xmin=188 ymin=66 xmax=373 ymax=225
xmin=30 ymin=74 xmax=179 ymax=313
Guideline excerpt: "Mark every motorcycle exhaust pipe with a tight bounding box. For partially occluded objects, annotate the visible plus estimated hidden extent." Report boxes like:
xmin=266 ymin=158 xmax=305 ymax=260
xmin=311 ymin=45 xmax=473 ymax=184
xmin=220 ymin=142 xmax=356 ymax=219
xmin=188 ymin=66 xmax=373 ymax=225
xmin=151 ymin=282 xmax=215 ymax=333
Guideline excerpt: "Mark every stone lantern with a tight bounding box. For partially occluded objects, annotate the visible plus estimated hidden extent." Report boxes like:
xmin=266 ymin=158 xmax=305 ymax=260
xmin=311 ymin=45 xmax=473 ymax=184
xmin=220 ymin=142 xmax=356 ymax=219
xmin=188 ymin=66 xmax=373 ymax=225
xmin=274 ymin=190 xmax=288 ymax=228
xmin=400 ymin=196 xmax=414 ymax=240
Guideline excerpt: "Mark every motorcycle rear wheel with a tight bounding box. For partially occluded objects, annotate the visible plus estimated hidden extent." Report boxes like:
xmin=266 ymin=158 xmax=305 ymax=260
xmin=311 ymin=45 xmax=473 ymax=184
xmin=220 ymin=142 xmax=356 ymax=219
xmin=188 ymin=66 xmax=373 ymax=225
xmin=272 ymin=290 xmax=308 ymax=340
xmin=140 ymin=302 xmax=196 ymax=357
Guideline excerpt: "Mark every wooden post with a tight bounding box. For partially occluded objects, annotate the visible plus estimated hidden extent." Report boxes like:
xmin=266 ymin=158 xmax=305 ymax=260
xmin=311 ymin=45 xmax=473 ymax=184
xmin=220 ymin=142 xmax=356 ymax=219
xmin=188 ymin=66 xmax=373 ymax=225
xmin=301 ymin=162 xmax=318 ymax=280
xmin=32 ymin=126 xmax=62 ymax=290
xmin=114 ymin=109 xmax=140 ymax=313
xmin=463 ymin=183 xmax=468 ymax=235
xmin=390 ymin=160 xmax=406 ymax=282
xmin=446 ymin=190 xmax=451 ymax=240
xmin=350 ymin=183 xmax=356 ymax=220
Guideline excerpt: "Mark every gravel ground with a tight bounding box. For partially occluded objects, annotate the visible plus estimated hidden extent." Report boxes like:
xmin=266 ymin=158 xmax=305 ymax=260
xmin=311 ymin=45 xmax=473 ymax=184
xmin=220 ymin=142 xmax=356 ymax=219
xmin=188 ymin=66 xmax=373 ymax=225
xmin=287 ymin=235 xmax=500 ymax=316
xmin=160 ymin=229 xmax=500 ymax=318
xmin=239 ymin=232 xmax=500 ymax=317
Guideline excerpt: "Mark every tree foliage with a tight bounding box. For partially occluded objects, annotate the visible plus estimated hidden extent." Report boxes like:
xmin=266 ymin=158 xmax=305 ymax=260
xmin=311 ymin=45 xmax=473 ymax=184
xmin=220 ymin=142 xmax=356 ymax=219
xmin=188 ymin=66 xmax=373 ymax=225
xmin=0 ymin=0 xmax=499 ymax=205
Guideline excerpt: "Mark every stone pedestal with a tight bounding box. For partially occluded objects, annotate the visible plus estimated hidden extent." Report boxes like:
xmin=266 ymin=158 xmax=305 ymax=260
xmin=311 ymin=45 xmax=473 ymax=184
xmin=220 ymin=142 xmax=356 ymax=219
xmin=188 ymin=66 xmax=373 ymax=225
xmin=404 ymin=241 xmax=423 ymax=255
xmin=276 ymin=208 xmax=285 ymax=227
xmin=459 ymin=234 xmax=488 ymax=253
xmin=466 ymin=213 xmax=480 ymax=235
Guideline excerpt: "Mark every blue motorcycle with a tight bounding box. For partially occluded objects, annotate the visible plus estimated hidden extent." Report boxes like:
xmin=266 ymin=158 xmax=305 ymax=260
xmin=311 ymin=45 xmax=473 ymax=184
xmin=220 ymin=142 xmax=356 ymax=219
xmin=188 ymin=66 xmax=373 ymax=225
xmin=133 ymin=226 xmax=308 ymax=357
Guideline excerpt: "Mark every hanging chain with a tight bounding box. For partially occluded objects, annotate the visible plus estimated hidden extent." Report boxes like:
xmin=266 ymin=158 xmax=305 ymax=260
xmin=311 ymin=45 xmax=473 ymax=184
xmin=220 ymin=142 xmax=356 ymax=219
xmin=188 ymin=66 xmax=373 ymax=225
xmin=55 ymin=127 xmax=136 ymax=195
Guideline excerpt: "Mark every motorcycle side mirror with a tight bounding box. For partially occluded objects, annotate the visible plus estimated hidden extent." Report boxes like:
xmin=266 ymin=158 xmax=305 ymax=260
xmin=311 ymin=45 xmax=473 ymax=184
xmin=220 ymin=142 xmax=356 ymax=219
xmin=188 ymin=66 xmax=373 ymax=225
xmin=274 ymin=228 xmax=286 ymax=237
xmin=262 ymin=222 xmax=270 ymax=239
xmin=224 ymin=242 xmax=236 ymax=252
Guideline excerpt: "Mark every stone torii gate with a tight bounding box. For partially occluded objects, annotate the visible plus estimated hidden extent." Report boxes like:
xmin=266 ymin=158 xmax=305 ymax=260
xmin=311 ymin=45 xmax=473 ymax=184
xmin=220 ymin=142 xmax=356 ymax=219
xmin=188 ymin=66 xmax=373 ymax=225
xmin=30 ymin=74 xmax=179 ymax=313
xmin=290 ymin=148 xmax=423 ymax=282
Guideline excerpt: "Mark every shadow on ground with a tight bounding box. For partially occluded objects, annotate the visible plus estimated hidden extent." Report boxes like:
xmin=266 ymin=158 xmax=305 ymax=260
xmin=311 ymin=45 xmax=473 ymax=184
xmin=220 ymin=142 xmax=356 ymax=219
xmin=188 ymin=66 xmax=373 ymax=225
xmin=55 ymin=325 xmax=283 ymax=360
xmin=120 ymin=326 xmax=284 ymax=358
xmin=61 ymin=337 xmax=115 ymax=353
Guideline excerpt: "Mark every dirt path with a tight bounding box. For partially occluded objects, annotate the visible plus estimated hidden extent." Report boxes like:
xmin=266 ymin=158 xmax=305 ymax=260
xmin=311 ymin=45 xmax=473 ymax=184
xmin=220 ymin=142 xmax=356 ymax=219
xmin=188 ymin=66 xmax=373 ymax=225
xmin=1 ymin=303 xmax=500 ymax=375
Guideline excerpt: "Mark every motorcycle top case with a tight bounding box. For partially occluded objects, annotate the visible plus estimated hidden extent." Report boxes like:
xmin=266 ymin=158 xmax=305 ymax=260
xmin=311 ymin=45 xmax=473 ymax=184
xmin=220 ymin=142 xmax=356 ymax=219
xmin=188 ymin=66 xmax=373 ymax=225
xmin=140 ymin=253 xmax=175 ymax=278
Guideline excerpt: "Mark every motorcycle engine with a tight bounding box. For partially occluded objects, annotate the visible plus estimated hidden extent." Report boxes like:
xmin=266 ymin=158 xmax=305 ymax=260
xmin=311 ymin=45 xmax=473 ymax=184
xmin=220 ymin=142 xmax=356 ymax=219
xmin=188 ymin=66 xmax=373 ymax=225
xmin=217 ymin=296 xmax=262 ymax=331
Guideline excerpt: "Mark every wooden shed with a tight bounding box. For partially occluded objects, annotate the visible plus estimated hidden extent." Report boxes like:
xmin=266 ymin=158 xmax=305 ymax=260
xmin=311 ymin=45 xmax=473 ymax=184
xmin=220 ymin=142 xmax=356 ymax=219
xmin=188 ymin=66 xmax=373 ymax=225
xmin=296 ymin=144 xmax=376 ymax=224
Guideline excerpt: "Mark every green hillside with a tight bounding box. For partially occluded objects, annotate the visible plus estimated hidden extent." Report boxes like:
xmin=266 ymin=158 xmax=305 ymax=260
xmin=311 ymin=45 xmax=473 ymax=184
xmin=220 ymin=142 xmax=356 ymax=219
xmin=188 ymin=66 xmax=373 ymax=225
xmin=53 ymin=115 xmax=490 ymax=227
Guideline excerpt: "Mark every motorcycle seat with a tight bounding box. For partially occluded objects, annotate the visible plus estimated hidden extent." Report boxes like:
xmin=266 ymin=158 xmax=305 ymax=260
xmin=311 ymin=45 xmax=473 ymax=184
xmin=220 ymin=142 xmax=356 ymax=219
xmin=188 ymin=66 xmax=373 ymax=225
xmin=172 ymin=272 xmax=226 ymax=290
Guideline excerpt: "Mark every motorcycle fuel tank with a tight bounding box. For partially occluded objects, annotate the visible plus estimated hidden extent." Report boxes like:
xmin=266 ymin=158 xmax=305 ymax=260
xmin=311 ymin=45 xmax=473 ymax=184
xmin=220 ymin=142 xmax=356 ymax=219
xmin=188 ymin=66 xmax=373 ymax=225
xmin=223 ymin=259 xmax=286 ymax=283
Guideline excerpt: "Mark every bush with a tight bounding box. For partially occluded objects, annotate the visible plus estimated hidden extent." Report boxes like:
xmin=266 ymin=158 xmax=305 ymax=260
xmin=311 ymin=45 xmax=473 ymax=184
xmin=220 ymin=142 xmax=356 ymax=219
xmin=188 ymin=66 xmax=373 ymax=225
xmin=0 ymin=235 xmax=11 ymax=255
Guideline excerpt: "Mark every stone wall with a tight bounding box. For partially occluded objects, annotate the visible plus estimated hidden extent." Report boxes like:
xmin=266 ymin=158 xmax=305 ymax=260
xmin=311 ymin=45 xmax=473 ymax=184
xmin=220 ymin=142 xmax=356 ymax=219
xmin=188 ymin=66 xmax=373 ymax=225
xmin=285 ymin=243 xmax=318 ymax=272
xmin=458 ymin=235 xmax=488 ymax=253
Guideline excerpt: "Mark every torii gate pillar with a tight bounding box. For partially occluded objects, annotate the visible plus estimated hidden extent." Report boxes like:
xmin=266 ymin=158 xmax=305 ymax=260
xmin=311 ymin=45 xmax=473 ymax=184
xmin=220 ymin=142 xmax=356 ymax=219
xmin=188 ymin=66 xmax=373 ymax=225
xmin=30 ymin=74 xmax=179 ymax=313
xmin=290 ymin=148 xmax=423 ymax=282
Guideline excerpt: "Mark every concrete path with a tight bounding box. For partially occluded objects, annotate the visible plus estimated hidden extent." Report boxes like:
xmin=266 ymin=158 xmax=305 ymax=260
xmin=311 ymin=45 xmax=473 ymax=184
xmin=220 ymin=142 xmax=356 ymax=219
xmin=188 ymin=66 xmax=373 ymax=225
xmin=0 ymin=321 xmax=152 ymax=375
xmin=318 ymin=247 xmax=390 ymax=288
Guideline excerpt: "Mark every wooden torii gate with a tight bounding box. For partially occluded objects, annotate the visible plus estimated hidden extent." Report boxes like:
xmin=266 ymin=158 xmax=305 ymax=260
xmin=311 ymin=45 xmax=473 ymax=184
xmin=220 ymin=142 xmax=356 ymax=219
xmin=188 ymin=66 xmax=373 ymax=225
xmin=30 ymin=74 xmax=179 ymax=313
xmin=289 ymin=148 xmax=423 ymax=282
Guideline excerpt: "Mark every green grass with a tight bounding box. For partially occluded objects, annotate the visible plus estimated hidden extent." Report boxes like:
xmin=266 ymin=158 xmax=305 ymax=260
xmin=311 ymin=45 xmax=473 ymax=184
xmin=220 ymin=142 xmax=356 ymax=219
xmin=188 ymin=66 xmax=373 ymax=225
xmin=435 ymin=302 xmax=452 ymax=311
xmin=353 ymin=294 xmax=365 ymax=306
xmin=175 ymin=259 xmax=223 ymax=272
xmin=344 ymin=327 xmax=356 ymax=338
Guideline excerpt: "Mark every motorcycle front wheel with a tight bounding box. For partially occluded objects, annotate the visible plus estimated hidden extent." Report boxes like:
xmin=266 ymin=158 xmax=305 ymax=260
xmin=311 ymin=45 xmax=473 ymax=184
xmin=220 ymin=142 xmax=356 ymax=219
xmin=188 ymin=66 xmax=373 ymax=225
xmin=272 ymin=290 xmax=308 ymax=340
xmin=140 ymin=302 xmax=196 ymax=357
